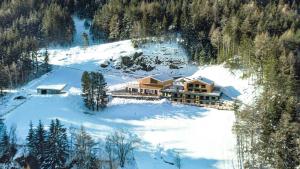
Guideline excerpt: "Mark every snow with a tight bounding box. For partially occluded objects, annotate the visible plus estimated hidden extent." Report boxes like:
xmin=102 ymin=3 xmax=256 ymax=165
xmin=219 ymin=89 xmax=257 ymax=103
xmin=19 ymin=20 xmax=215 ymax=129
xmin=36 ymin=84 xmax=66 ymax=91
xmin=151 ymin=74 xmax=174 ymax=82
xmin=189 ymin=65 xmax=256 ymax=104
xmin=72 ymin=16 xmax=102 ymax=47
xmin=137 ymin=40 xmax=189 ymax=64
xmin=0 ymin=34 xmax=256 ymax=168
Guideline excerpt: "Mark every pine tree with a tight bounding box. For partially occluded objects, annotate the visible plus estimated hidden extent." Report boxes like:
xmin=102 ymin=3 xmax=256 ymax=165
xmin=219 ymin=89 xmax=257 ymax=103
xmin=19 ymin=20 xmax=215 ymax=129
xmin=0 ymin=127 xmax=10 ymax=162
xmin=35 ymin=120 xmax=46 ymax=167
xmin=42 ymin=119 xmax=68 ymax=169
xmin=94 ymin=72 xmax=107 ymax=111
xmin=42 ymin=3 xmax=75 ymax=45
xmin=0 ymin=118 xmax=5 ymax=137
xmin=81 ymin=71 xmax=91 ymax=109
xmin=44 ymin=48 xmax=50 ymax=72
xmin=27 ymin=121 xmax=36 ymax=156
xmin=81 ymin=71 xmax=107 ymax=111
xmin=81 ymin=71 xmax=90 ymax=95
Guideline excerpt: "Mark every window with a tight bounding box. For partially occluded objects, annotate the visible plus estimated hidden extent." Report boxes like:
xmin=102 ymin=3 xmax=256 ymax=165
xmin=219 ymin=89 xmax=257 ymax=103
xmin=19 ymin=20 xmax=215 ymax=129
xmin=187 ymin=95 xmax=191 ymax=98
xmin=202 ymin=89 xmax=207 ymax=92
xmin=41 ymin=90 xmax=47 ymax=94
xmin=200 ymin=96 xmax=204 ymax=100
xmin=212 ymin=97 xmax=215 ymax=100
xmin=205 ymin=96 xmax=209 ymax=100
xmin=195 ymin=84 xmax=199 ymax=88
xmin=195 ymin=89 xmax=200 ymax=92
xmin=145 ymin=89 xmax=150 ymax=94
xmin=188 ymin=84 xmax=193 ymax=87
xmin=201 ymin=85 xmax=206 ymax=88
xmin=187 ymin=100 xmax=191 ymax=103
xmin=174 ymin=99 xmax=177 ymax=102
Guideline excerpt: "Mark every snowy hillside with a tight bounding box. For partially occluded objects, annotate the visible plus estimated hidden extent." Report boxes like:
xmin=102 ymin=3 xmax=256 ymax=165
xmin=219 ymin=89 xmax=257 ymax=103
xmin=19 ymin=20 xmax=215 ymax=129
xmin=0 ymin=39 xmax=255 ymax=169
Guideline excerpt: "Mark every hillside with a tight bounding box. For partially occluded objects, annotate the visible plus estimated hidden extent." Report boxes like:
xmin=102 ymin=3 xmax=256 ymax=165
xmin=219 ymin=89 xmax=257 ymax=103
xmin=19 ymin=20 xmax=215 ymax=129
xmin=0 ymin=0 xmax=299 ymax=168
xmin=0 ymin=39 xmax=255 ymax=169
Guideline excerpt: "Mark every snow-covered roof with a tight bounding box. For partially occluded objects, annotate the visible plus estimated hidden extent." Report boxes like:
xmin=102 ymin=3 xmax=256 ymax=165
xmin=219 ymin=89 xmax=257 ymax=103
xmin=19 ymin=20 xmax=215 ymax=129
xmin=173 ymin=76 xmax=214 ymax=86
xmin=195 ymin=77 xmax=214 ymax=85
xmin=37 ymin=84 xmax=66 ymax=91
xmin=151 ymin=74 xmax=173 ymax=82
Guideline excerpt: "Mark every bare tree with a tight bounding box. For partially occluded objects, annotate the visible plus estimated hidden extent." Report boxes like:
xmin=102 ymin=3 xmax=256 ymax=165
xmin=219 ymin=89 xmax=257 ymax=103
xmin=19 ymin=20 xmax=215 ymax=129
xmin=105 ymin=130 xmax=140 ymax=168
xmin=174 ymin=152 xmax=182 ymax=169
xmin=72 ymin=126 xmax=98 ymax=169
xmin=105 ymin=136 xmax=115 ymax=169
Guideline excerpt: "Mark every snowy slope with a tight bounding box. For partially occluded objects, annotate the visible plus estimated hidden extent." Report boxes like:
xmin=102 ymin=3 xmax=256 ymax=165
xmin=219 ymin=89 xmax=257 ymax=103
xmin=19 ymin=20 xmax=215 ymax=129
xmin=0 ymin=39 xmax=256 ymax=169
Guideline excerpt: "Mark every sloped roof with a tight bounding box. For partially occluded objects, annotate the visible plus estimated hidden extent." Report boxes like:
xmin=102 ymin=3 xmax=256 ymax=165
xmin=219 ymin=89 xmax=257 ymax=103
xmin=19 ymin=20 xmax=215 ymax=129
xmin=196 ymin=77 xmax=214 ymax=85
xmin=174 ymin=77 xmax=191 ymax=86
xmin=151 ymin=74 xmax=173 ymax=82
xmin=179 ymin=76 xmax=214 ymax=85
xmin=37 ymin=84 xmax=66 ymax=91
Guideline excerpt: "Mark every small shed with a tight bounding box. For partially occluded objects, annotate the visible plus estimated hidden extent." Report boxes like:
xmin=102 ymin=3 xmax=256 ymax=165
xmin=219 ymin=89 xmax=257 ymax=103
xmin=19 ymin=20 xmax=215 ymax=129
xmin=37 ymin=84 xmax=66 ymax=94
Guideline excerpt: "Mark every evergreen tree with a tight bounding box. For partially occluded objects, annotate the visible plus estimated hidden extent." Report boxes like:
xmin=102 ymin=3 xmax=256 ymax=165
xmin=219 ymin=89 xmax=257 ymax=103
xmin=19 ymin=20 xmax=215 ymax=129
xmin=81 ymin=71 xmax=91 ymax=108
xmin=81 ymin=71 xmax=107 ymax=111
xmin=0 ymin=127 xmax=10 ymax=162
xmin=44 ymin=48 xmax=50 ymax=72
xmin=42 ymin=3 xmax=75 ymax=45
xmin=0 ymin=118 xmax=5 ymax=137
xmin=42 ymin=119 xmax=68 ymax=169
xmin=26 ymin=121 xmax=36 ymax=156
xmin=35 ymin=120 xmax=46 ymax=167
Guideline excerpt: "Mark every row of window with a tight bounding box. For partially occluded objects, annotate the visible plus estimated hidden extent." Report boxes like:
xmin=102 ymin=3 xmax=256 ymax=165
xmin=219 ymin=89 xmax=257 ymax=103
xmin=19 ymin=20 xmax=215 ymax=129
xmin=172 ymin=93 xmax=217 ymax=100
xmin=172 ymin=99 xmax=217 ymax=105
xmin=187 ymin=88 xmax=207 ymax=92
xmin=188 ymin=84 xmax=206 ymax=88
xmin=127 ymin=88 xmax=158 ymax=95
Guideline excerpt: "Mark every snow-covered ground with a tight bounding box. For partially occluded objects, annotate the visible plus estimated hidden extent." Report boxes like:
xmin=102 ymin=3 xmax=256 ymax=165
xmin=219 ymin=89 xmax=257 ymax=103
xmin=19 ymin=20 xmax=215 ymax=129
xmin=0 ymin=17 xmax=256 ymax=169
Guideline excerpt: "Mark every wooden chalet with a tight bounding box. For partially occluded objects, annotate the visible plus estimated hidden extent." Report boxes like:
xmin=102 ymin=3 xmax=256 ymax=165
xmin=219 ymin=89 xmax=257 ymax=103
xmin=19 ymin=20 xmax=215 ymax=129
xmin=126 ymin=74 xmax=173 ymax=95
xmin=161 ymin=77 xmax=221 ymax=105
xmin=121 ymin=75 xmax=222 ymax=106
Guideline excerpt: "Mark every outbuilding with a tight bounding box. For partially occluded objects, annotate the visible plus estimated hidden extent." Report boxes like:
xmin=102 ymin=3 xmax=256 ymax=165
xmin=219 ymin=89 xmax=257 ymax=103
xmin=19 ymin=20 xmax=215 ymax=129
xmin=37 ymin=84 xmax=66 ymax=94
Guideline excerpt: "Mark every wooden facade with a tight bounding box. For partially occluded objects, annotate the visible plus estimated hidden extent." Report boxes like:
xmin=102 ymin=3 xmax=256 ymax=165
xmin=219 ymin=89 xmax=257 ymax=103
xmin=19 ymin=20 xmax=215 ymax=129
xmin=184 ymin=79 xmax=214 ymax=93
xmin=126 ymin=76 xmax=173 ymax=95
xmin=161 ymin=77 xmax=221 ymax=105
xmin=161 ymin=91 xmax=220 ymax=105
xmin=124 ymin=75 xmax=221 ymax=105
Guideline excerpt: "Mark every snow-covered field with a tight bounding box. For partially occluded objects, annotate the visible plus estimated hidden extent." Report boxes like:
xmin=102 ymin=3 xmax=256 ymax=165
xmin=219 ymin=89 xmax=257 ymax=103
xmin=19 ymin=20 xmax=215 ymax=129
xmin=0 ymin=18 xmax=256 ymax=169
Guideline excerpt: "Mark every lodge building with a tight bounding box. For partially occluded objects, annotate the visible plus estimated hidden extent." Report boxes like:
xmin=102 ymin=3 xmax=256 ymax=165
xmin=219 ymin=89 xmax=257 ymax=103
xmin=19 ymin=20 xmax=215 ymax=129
xmin=126 ymin=74 xmax=173 ymax=95
xmin=161 ymin=77 xmax=221 ymax=105
xmin=125 ymin=75 xmax=221 ymax=105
